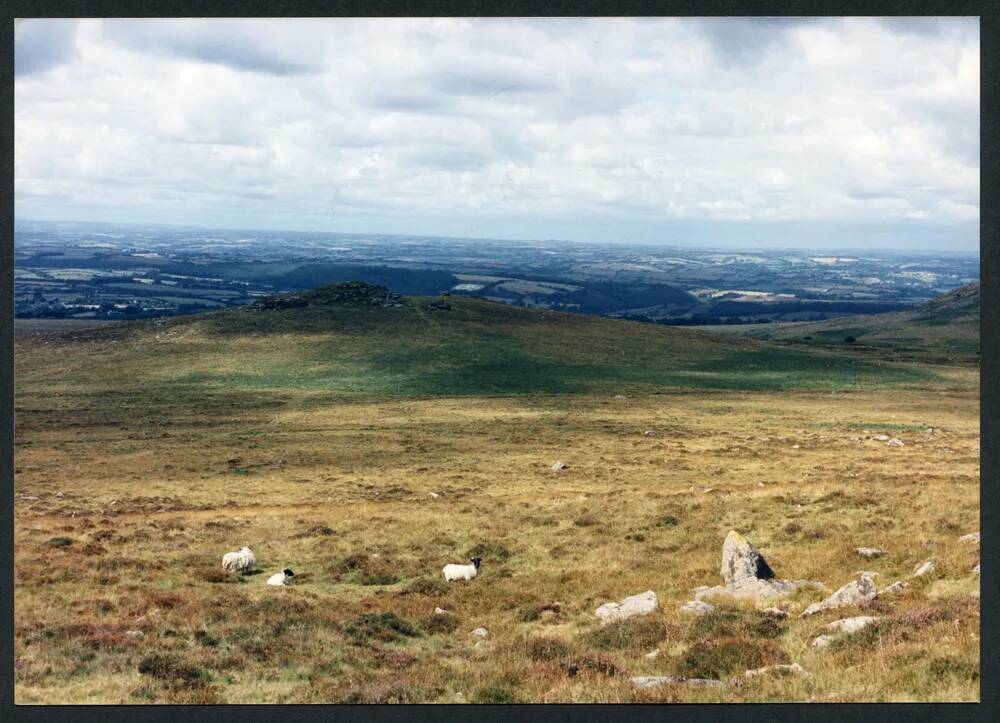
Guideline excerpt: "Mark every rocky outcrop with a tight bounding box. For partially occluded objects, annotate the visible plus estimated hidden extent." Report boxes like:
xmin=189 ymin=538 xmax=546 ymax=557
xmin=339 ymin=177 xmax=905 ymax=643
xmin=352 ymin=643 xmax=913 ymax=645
xmin=801 ymin=572 xmax=877 ymax=617
xmin=694 ymin=531 xmax=825 ymax=602
xmin=721 ymin=530 xmax=774 ymax=584
xmin=913 ymin=560 xmax=936 ymax=577
xmin=595 ymin=590 xmax=659 ymax=625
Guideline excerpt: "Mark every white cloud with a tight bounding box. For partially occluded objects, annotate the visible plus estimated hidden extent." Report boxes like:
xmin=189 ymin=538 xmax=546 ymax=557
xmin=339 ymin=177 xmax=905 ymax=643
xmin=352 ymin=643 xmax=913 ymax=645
xmin=14 ymin=17 xmax=979 ymax=249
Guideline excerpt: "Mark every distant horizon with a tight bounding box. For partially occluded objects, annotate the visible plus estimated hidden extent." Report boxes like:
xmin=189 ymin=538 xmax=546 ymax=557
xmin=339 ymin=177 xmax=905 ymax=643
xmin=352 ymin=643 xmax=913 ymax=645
xmin=14 ymin=215 xmax=980 ymax=258
xmin=15 ymin=18 xmax=979 ymax=253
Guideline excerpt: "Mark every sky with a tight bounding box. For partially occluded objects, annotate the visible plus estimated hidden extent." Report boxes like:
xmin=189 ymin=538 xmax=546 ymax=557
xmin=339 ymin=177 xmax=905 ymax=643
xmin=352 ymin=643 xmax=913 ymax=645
xmin=14 ymin=17 xmax=980 ymax=251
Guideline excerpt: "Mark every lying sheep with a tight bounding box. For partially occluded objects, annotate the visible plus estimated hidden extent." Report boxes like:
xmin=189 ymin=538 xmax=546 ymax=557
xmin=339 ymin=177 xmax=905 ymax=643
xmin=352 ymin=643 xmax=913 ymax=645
xmin=266 ymin=568 xmax=295 ymax=586
xmin=222 ymin=546 xmax=256 ymax=574
xmin=443 ymin=557 xmax=481 ymax=582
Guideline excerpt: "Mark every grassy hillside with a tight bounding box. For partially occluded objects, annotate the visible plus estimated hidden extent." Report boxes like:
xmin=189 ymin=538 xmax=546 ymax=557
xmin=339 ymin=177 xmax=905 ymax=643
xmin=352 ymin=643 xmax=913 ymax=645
xmin=13 ymin=282 xmax=979 ymax=704
xmin=738 ymin=284 xmax=979 ymax=364
xmin=15 ymin=283 xmax=943 ymax=414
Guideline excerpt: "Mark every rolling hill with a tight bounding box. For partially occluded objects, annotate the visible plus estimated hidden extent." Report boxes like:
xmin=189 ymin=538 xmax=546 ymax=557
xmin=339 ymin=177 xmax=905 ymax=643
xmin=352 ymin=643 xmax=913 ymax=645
xmin=13 ymin=282 xmax=940 ymax=416
xmin=737 ymin=283 xmax=979 ymax=364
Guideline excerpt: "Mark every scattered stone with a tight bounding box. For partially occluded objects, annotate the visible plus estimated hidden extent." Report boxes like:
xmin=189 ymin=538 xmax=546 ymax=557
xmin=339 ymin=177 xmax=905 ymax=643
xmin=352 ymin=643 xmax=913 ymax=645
xmin=631 ymin=676 xmax=726 ymax=690
xmin=679 ymin=600 xmax=715 ymax=616
xmin=811 ymin=635 xmax=835 ymax=649
xmin=825 ymin=616 xmax=879 ymax=635
xmin=740 ymin=663 xmax=807 ymax=680
xmin=881 ymin=581 xmax=909 ymax=595
xmin=471 ymin=627 xmax=489 ymax=639
xmin=886 ymin=438 xmax=904 ymax=448
xmin=762 ymin=607 xmax=789 ymax=619
xmin=644 ymin=649 xmax=660 ymax=660
xmin=856 ymin=547 xmax=885 ymax=558
xmin=958 ymin=532 xmax=980 ymax=545
xmin=913 ymin=560 xmax=936 ymax=577
xmin=801 ymin=572 xmax=877 ymax=617
xmin=595 ymin=590 xmax=659 ymax=625
xmin=551 ymin=461 xmax=569 ymax=472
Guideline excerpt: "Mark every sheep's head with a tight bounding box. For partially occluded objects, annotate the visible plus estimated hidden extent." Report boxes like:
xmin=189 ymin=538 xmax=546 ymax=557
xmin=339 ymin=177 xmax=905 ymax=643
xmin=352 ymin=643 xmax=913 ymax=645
xmin=283 ymin=568 xmax=295 ymax=577
xmin=470 ymin=557 xmax=482 ymax=569
xmin=241 ymin=546 xmax=253 ymax=553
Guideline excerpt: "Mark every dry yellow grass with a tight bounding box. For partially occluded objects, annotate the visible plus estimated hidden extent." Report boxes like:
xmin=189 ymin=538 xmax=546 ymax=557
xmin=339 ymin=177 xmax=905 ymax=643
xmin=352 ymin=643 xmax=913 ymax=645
xmin=15 ymin=382 xmax=979 ymax=703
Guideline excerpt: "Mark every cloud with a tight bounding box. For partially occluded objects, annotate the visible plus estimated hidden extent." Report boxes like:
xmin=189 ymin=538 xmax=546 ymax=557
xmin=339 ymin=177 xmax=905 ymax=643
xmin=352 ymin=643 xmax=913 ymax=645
xmin=14 ymin=19 xmax=78 ymax=76
xmin=99 ymin=19 xmax=322 ymax=75
xmin=14 ymin=17 xmax=980 ymax=249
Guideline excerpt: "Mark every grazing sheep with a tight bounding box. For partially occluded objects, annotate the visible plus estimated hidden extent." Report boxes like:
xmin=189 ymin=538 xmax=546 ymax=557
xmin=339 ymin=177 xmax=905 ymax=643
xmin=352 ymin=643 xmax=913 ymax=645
xmin=443 ymin=557 xmax=481 ymax=582
xmin=221 ymin=546 xmax=256 ymax=574
xmin=266 ymin=568 xmax=295 ymax=586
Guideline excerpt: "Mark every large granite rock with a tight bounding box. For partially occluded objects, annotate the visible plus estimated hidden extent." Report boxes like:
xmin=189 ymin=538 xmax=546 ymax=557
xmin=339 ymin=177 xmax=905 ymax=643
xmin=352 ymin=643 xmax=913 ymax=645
xmin=595 ymin=590 xmax=659 ymax=625
xmin=694 ymin=530 xmax=825 ymax=602
xmin=721 ymin=530 xmax=774 ymax=584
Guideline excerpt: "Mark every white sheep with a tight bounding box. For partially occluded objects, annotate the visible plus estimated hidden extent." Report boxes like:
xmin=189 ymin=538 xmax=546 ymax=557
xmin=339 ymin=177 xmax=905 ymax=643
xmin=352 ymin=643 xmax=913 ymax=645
xmin=266 ymin=568 xmax=295 ymax=586
xmin=221 ymin=546 xmax=256 ymax=574
xmin=442 ymin=557 xmax=481 ymax=582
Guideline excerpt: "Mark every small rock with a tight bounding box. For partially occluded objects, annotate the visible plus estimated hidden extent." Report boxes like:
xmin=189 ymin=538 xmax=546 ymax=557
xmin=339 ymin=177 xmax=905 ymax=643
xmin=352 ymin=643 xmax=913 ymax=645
xmin=551 ymin=461 xmax=569 ymax=472
xmin=741 ymin=662 xmax=807 ymax=680
xmin=125 ymin=630 xmax=145 ymax=639
xmin=886 ymin=438 xmax=904 ymax=448
xmin=644 ymin=649 xmax=660 ymax=660
xmin=855 ymin=547 xmax=885 ymax=558
xmin=54 ymin=491 xmax=64 ymax=498
xmin=434 ymin=607 xmax=448 ymax=615
xmin=801 ymin=572 xmax=877 ymax=617
xmin=631 ymin=676 xmax=725 ymax=690
xmin=679 ymin=600 xmax=715 ymax=616
xmin=471 ymin=627 xmax=489 ymax=638
xmin=762 ymin=607 xmax=789 ymax=619
xmin=871 ymin=434 xmax=891 ymax=442
xmin=958 ymin=532 xmax=979 ymax=545
xmin=913 ymin=560 xmax=936 ymax=577
xmin=825 ymin=616 xmax=879 ymax=635
xmin=614 ymin=395 xmax=627 ymax=400
xmin=595 ymin=590 xmax=659 ymax=625
xmin=881 ymin=581 xmax=909 ymax=595
xmin=811 ymin=635 xmax=835 ymax=649
xmin=791 ymin=444 xmax=800 ymax=449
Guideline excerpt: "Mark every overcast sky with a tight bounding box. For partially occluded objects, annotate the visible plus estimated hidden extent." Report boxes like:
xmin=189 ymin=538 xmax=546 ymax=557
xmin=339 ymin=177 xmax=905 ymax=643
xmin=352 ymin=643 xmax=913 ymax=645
xmin=15 ymin=17 xmax=980 ymax=250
